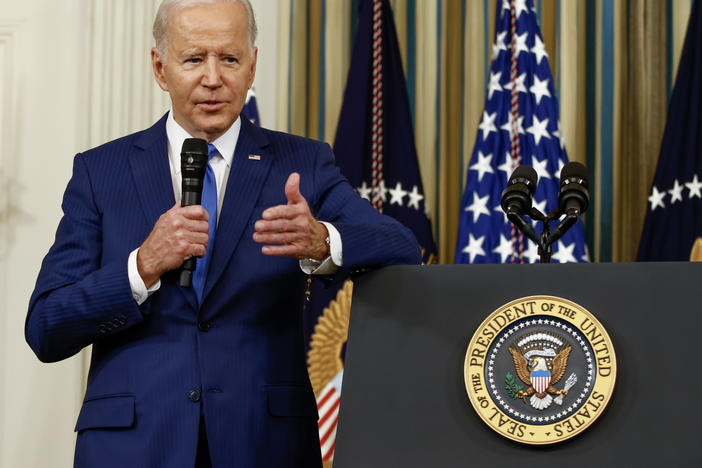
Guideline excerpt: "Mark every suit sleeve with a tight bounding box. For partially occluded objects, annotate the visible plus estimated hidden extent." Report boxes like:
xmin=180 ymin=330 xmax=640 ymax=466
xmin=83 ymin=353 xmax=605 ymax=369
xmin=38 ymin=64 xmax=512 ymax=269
xmin=309 ymin=143 xmax=422 ymax=273
xmin=26 ymin=154 xmax=146 ymax=363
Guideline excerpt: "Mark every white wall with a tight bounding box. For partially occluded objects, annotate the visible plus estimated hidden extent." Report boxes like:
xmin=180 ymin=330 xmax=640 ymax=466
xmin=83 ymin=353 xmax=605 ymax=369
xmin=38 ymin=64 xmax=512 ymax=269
xmin=0 ymin=1 xmax=281 ymax=466
xmin=1 ymin=2 xmax=91 ymax=466
xmin=250 ymin=0 xmax=281 ymax=129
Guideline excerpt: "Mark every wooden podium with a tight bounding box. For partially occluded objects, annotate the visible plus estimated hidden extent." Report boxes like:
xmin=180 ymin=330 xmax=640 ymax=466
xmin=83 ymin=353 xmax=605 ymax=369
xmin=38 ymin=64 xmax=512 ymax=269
xmin=333 ymin=263 xmax=702 ymax=467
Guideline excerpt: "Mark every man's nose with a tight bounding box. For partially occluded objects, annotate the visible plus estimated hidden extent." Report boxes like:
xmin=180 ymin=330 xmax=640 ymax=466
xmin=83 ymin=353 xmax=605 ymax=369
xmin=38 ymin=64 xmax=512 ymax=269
xmin=202 ymin=57 xmax=222 ymax=87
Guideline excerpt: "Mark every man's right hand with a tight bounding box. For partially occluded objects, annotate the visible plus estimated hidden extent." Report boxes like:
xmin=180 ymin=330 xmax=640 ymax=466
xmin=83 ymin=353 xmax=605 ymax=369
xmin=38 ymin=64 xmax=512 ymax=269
xmin=137 ymin=202 xmax=210 ymax=288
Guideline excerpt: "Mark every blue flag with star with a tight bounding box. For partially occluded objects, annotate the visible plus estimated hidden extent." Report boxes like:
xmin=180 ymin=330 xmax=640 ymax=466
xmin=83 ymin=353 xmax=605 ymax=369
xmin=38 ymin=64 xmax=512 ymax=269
xmin=454 ymin=0 xmax=587 ymax=264
xmin=638 ymin=0 xmax=702 ymax=261
xmin=333 ymin=0 xmax=436 ymax=261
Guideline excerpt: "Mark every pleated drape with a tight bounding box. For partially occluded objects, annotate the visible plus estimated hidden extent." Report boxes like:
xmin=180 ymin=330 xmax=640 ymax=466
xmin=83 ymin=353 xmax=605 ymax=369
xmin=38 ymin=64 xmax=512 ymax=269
xmin=277 ymin=0 xmax=693 ymax=263
xmin=618 ymin=0 xmax=668 ymax=262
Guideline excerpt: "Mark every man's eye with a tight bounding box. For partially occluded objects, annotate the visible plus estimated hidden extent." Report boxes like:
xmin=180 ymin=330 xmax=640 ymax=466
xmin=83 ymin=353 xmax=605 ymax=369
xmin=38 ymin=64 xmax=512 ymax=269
xmin=185 ymin=57 xmax=202 ymax=64
xmin=223 ymin=57 xmax=238 ymax=64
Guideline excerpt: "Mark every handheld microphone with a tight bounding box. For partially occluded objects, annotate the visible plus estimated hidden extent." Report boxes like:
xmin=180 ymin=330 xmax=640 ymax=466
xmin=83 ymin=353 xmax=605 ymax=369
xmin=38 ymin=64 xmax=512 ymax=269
xmin=501 ymin=165 xmax=540 ymax=244
xmin=179 ymin=138 xmax=209 ymax=287
xmin=546 ymin=162 xmax=590 ymax=245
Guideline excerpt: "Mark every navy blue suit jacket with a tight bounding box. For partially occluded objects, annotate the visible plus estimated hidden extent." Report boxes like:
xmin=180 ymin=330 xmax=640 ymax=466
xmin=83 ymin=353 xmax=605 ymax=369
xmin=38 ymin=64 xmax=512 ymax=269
xmin=26 ymin=115 xmax=420 ymax=467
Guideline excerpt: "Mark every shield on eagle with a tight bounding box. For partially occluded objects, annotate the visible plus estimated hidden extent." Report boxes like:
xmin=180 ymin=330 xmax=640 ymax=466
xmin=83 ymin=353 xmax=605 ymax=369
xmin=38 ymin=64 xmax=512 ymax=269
xmin=531 ymin=370 xmax=551 ymax=394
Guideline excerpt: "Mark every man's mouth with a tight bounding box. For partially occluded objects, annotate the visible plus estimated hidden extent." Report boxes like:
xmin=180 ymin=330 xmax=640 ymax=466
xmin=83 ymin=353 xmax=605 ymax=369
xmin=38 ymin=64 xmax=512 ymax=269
xmin=198 ymin=100 xmax=226 ymax=111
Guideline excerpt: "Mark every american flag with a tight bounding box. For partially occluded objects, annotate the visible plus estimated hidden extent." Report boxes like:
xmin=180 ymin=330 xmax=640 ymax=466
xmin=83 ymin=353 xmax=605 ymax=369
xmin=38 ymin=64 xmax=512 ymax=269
xmin=242 ymin=88 xmax=260 ymax=126
xmin=638 ymin=0 xmax=702 ymax=261
xmin=455 ymin=0 xmax=587 ymax=264
xmin=316 ymin=371 xmax=343 ymax=460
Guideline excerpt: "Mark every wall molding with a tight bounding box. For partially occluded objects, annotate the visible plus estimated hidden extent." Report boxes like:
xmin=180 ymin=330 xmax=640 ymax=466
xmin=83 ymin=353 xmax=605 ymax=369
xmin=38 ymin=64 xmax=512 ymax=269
xmin=0 ymin=19 xmax=24 ymax=260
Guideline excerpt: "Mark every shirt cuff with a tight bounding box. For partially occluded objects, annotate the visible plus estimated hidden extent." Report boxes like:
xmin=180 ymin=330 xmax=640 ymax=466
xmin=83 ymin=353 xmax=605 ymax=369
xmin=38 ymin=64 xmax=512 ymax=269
xmin=128 ymin=248 xmax=161 ymax=305
xmin=299 ymin=222 xmax=343 ymax=275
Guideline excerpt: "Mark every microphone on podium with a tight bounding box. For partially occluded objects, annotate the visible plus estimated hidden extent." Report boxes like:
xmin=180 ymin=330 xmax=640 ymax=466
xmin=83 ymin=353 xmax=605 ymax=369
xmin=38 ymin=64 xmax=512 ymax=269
xmin=501 ymin=165 xmax=540 ymax=244
xmin=546 ymin=162 xmax=590 ymax=245
xmin=500 ymin=163 xmax=589 ymax=263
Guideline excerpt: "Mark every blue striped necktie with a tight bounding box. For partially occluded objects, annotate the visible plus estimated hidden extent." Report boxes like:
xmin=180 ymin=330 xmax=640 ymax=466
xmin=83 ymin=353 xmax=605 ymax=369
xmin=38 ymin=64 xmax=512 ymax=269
xmin=192 ymin=143 xmax=219 ymax=304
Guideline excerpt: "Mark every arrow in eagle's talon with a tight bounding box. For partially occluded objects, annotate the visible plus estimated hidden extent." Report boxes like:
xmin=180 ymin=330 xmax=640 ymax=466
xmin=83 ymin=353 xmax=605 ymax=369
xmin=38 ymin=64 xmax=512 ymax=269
xmin=554 ymin=372 xmax=578 ymax=405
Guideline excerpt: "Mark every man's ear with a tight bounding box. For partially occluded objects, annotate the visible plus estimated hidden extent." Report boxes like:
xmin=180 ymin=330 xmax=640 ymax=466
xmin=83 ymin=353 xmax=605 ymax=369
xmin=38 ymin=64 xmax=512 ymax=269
xmin=248 ymin=47 xmax=258 ymax=89
xmin=151 ymin=48 xmax=169 ymax=92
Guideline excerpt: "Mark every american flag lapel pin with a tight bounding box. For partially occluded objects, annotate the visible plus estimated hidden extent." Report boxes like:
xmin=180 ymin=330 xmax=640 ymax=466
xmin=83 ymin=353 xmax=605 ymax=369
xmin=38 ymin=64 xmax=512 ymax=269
xmin=248 ymin=154 xmax=261 ymax=161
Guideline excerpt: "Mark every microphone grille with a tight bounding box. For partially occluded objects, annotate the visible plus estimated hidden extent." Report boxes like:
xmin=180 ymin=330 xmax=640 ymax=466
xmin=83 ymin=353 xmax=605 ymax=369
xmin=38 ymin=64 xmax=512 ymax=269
xmin=560 ymin=161 xmax=588 ymax=188
xmin=181 ymin=138 xmax=208 ymax=155
xmin=509 ymin=165 xmax=538 ymax=194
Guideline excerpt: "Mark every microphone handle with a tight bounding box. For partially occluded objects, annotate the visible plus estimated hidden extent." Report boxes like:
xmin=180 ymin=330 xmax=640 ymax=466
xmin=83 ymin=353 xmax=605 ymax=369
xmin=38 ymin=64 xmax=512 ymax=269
xmin=182 ymin=191 xmax=201 ymax=207
xmin=179 ymin=261 xmax=195 ymax=288
xmin=545 ymin=210 xmax=579 ymax=245
xmin=181 ymin=176 xmax=203 ymax=207
xmin=179 ymin=179 xmax=203 ymax=287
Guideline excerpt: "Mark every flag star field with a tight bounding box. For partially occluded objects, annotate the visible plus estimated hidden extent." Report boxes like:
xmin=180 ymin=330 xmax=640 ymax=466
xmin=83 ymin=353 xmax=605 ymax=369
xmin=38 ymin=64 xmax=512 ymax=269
xmin=455 ymin=0 xmax=588 ymax=264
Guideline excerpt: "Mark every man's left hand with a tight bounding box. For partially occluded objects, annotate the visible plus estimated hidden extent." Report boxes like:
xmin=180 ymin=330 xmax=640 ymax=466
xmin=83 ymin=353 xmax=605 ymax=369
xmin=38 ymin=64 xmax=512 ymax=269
xmin=253 ymin=172 xmax=330 ymax=260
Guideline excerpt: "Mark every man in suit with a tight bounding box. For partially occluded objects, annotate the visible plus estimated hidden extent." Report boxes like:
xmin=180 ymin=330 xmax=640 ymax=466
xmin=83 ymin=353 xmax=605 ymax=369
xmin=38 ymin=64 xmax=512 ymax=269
xmin=25 ymin=0 xmax=420 ymax=467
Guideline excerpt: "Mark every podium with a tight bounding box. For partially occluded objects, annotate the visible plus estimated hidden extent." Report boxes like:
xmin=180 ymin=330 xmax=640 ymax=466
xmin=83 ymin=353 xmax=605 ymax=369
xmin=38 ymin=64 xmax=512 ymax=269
xmin=333 ymin=263 xmax=702 ymax=467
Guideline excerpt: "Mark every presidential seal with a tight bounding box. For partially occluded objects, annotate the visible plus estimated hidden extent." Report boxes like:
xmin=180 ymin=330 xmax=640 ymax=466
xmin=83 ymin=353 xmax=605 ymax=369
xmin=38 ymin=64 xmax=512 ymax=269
xmin=463 ymin=296 xmax=616 ymax=445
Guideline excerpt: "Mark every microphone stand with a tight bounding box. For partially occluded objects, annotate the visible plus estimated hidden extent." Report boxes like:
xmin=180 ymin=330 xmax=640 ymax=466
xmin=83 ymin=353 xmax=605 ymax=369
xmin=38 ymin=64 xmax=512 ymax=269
xmin=524 ymin=206 xmax=580 ymax=264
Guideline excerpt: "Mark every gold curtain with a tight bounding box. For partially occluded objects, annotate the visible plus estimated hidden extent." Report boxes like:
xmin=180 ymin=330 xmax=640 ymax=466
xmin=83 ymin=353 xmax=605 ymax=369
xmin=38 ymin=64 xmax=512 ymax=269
xmin=617 ymin=0 xmax=669 ymax=262
xmin=276 ymin=0 xmax=693 ymax=263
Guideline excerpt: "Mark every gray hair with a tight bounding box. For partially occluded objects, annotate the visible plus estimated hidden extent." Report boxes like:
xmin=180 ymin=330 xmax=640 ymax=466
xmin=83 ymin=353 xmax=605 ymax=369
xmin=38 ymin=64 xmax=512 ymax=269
xmin=153 ymin=0 xmax=257 ymax=57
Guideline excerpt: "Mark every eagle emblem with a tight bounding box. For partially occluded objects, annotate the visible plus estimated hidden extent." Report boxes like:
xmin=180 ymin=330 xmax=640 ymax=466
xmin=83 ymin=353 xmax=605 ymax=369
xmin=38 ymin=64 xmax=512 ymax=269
xmin=507 ymin=332 xmax=575 ymax=410
xmin=465 ymin=296 xmax=617 ymax=444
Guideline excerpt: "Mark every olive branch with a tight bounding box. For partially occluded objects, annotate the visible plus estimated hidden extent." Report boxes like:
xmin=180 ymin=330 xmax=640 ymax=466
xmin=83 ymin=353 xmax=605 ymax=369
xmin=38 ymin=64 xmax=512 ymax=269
xmin=505 ymin=372 xmax=523 ymax=399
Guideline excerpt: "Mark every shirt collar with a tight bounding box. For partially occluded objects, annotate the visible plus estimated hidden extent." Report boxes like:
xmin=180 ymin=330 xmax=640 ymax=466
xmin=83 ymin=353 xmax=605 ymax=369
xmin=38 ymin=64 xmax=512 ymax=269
xmin=166 ymin=110 xmax=240 ymax=174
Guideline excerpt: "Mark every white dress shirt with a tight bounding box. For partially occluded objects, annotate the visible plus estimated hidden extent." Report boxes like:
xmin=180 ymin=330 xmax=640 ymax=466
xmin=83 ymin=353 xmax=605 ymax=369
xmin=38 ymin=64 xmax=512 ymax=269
xmin=127 ymin=112 xmax=342 ymax=304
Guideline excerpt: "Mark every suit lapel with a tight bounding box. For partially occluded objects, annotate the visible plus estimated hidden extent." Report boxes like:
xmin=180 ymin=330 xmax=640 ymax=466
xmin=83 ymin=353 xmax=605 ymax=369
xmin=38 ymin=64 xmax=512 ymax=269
xmin=129 ymin=115 xmax=174 ymax=223
xmin=203 ymin=118 xmax=272 ymax=301
xmin=129 ymin=114 xmax=198 ymax=310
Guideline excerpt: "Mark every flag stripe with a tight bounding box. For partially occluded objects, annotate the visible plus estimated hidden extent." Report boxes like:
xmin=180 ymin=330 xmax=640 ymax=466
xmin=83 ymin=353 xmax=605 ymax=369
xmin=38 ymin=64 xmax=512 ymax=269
xmin=318 ymin=406 xmax=339 ymax=439
xmin=316 ymin=385 xmax=336 ymax=409
xmin=319 ymin=413 xmax=339 ymax=445
xmin=322 ymin=440 xmax=336 ymax=461
xmin=320 ymin=423 xmax=338 ymax=460
xmin=318 ymin=394 xmax=341 ymax=427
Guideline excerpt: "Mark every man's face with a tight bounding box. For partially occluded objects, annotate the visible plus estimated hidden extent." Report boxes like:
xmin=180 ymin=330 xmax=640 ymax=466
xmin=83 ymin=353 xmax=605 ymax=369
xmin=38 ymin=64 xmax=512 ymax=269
xmin=152 ymin=2 xmax=257 ymax=141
